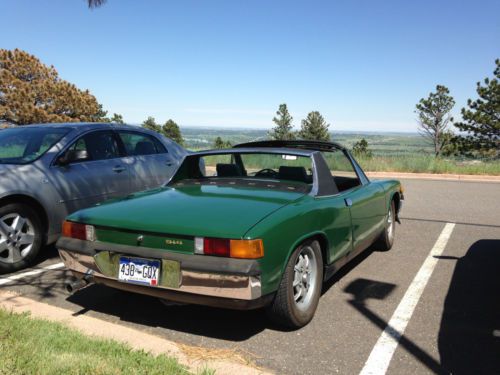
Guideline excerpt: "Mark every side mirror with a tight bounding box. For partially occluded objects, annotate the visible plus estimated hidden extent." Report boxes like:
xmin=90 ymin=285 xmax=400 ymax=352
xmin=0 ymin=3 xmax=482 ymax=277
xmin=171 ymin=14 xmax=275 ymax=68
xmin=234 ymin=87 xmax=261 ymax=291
xmin=57 ymin=150 xmax=89 ymax=166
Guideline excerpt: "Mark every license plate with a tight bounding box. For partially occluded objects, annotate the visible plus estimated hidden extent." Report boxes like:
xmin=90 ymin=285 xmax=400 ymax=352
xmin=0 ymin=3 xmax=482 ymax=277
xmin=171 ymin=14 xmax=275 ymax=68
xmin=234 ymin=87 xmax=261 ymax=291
xmin=118 ymin=257 xmax=160 ymax=287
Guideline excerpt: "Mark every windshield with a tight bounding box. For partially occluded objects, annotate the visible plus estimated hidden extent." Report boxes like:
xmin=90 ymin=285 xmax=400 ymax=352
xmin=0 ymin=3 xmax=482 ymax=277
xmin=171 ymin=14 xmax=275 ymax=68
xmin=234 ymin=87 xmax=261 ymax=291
xmin=0 ymin=127 xmax=71 ymax=164
xmin=170 ymin=152 xmax=314 ymax=193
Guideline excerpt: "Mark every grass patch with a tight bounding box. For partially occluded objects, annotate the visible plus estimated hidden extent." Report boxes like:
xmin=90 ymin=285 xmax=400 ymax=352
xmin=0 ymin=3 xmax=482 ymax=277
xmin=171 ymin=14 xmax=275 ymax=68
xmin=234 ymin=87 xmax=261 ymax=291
xmin=357 ymin=155 xmax=500 ymax=175
xmin=0 ymin=309 xmax=205 ymax=375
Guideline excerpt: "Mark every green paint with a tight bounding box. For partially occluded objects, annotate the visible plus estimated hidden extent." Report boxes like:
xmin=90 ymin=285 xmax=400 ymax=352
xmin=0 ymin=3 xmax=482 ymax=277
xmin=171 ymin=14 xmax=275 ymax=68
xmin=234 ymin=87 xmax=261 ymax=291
xmin=67 ymin=175 xmax=401 ymax=299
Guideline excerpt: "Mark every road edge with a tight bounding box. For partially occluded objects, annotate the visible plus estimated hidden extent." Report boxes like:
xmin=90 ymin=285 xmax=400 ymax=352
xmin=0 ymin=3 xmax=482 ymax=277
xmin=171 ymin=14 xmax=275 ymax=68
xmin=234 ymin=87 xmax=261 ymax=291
xmin=0 ymin=290 xmax=271 ymax=375
xmin=366 ymin=172 xmax=500 ymax=182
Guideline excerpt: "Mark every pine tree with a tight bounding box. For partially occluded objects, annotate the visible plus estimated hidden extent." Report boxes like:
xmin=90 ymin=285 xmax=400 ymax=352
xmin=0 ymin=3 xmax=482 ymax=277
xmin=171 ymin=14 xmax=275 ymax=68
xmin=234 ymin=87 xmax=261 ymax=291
xmin=269 ymin=103 xmax=295 ymax=140
xmin=415 ymin=85 xmax=455 ymax=157
xmin=298 ymin=111 xmax=330 ymax=141
xmin=162 ymin=119 xmax=184 ymax=145
xmin=214 ymin=137 xmax=226 ymax=149
xmin=110 ymin=113 xmax=124 ymax=124
xmin=0 ymin=49 xmax=107 ymax=125
xmin=352 ymin=138 xmax=372 ymax=158
xmin=141 ymin=116 xmax=161 ymax=133
xmin=454 ymin=59 xmax=500 ymax=158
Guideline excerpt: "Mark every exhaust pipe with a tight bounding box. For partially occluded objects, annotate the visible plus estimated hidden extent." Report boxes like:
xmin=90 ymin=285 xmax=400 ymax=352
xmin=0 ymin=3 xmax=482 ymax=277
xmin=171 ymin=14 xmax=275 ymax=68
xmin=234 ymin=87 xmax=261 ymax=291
xmin=65 ymin=272 xmax=94 ymax=294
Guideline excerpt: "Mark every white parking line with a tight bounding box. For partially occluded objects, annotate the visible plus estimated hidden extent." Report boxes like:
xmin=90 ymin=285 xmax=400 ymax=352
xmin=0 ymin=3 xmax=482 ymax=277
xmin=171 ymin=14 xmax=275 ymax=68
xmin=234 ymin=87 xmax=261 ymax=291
xmin=0 ymin=262 xmax=65 ymax=286
xmin=359 ymin=223 xmax=456 ymax=375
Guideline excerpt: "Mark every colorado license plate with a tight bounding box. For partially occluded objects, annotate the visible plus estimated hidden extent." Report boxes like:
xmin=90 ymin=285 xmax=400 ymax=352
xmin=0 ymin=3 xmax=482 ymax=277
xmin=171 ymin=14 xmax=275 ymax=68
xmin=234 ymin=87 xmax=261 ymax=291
xmin=118 ymin=257 xmax=160 ymax=286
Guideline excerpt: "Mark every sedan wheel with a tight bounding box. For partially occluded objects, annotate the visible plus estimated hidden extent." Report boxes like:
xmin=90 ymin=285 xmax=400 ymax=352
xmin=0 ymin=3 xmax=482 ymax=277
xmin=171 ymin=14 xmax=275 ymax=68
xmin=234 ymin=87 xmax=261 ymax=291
xmin=0 ymin=204 xmax=43 ymax=274
xmin=267 ymin=240 xmax=323 ymax=328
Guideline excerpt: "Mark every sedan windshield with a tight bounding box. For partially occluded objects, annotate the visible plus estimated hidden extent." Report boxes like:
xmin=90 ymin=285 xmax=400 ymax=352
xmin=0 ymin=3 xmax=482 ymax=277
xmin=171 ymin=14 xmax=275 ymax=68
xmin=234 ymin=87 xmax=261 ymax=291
xmin=0 ymin=127 xmax=70 ymax=164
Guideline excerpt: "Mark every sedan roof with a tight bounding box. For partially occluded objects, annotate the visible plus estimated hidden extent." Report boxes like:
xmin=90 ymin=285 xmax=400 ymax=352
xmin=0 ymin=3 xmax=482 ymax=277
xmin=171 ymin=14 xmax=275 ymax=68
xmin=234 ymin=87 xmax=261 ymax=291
xmin=14 ymin=122 xmax=142 ymax=132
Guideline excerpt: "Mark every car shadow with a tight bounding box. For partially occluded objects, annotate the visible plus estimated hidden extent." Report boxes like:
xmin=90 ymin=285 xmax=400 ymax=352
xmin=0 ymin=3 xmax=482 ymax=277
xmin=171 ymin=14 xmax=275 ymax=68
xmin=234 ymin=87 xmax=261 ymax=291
xmin=63 ymin=247 xmax=377 ymax=341
xmin=34 ymin=244 xmax=60 ymax=265
xmin=67 ymin=284 xmax=270 ymax=341
xmin=438 ymin=239 xmax=500 ymax=374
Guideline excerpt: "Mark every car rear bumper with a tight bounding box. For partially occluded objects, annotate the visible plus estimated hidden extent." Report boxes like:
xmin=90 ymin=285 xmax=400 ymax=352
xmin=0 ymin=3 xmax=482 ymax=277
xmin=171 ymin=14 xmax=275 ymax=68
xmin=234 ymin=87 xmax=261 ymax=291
xmin=57 ymin=237 xmax=269 ymax=310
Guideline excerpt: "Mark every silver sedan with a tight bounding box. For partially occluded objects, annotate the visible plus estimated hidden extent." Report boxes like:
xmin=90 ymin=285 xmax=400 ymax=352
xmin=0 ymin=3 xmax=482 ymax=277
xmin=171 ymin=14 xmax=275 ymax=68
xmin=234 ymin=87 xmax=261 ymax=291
xmin=0 ymin=123 xmax=187 ymax=273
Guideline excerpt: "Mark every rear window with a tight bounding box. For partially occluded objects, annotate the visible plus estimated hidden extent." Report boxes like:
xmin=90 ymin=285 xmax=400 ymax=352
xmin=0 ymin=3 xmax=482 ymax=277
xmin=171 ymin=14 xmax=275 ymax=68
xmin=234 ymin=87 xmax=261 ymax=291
xmin=170 ymin=152 xmax=313 ymax=192
xmin=0 ymin=127 xmax=70 ymax=164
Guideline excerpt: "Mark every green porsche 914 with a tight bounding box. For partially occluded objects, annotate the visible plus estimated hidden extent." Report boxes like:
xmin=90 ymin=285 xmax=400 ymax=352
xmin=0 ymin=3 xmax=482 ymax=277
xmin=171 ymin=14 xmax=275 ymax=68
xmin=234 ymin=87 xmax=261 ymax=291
xmin=57 ymin=140 xmax=403 ymax=328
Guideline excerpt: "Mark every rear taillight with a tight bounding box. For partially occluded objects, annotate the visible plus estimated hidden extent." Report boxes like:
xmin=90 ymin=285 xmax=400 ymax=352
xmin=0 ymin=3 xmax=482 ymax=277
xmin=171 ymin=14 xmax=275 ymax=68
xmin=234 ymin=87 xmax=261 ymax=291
xmin=203 ymin=238 xmax=231 ymax=256
xmin=62 ymin=221 xmax=95 ymax=241
xmin=194 ymin=237 xmax=264 ymax=259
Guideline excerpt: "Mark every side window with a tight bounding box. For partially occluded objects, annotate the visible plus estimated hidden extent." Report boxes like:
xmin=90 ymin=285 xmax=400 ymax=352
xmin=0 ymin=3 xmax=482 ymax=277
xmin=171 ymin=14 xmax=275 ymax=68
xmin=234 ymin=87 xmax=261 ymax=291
xmin=66 ymin=131 xmax=121 ymax=162
xmin=118 ymin=132 xmax=167 ymax=156
xmin=322 ymin=150 xmax=361 ymax=192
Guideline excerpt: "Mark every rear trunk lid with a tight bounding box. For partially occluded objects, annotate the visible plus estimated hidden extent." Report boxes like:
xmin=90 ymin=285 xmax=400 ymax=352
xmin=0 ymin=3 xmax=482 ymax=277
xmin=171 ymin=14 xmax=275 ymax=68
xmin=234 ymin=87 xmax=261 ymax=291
xmin=69 ymin=184 xmax=306 ymax=252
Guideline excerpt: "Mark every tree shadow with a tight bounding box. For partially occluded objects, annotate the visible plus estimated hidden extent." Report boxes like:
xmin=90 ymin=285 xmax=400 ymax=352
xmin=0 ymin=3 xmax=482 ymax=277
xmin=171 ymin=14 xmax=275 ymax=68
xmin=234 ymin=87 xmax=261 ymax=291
xmin=438 ymin=239 xmax=500 ymax=375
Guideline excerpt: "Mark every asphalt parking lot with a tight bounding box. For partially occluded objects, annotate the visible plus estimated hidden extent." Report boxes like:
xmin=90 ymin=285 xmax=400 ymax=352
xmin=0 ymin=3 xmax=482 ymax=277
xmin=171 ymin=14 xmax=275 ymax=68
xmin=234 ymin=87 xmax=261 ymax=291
xmin=1 ymin=178 xmax=499 ymax=375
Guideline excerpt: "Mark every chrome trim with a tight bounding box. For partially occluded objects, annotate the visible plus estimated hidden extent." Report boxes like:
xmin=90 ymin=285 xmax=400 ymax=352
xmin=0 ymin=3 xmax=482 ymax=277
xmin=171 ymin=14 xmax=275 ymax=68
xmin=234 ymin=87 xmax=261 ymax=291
xmin=58 ymin=250 xmax=261 ymax=300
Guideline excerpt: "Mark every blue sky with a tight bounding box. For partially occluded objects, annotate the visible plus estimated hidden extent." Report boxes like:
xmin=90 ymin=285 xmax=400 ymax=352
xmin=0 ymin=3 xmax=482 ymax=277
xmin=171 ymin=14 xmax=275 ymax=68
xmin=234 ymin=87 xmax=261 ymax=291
xmin=1 ymin=0 xmax=499 ymax=131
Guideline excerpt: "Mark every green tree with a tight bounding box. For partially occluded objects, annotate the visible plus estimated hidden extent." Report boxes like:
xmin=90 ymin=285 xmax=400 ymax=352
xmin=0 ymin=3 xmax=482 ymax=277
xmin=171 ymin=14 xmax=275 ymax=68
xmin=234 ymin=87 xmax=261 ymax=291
xmin=141 ymin=116 xmax=161 ymax=133
xmin=110 ymin=113 xmax=124 ymax=124
xmin=269 ymin=103 xmax=295 ymax=140
xmin=298 ymin=111 xmax=330 ymax=141
xmin=0 ymin=49 xmax=107 ymax=125
xmin=162 ymin=119 xmax=184 ymax=145
xmin=454 ymin=59 xmax=500 ymax=158
xmin=214 ymin=137 xmax=225 ymax=149
xmin=415 ymin=85 xmax=455 ymax=157
xmin=88 ymin=0 xmax=106 ymax=8
xmin=352 ymin=138 xmax=372 ymax=158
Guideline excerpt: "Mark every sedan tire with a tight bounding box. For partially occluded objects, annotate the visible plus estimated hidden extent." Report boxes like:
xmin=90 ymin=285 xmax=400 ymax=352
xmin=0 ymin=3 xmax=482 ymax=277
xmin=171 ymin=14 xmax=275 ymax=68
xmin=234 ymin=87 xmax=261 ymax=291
xmin=267 ymin=239 xmax=323 ymax=328
xmin=0 ymin=203 xmax=43 ymax=274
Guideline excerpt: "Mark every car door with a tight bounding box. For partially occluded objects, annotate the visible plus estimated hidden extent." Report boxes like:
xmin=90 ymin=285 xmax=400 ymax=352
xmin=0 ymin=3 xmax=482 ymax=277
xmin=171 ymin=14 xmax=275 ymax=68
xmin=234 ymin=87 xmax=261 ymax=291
xmin=116 ymin=131 xmax=175 ymax=192
xmin=49 ymin=130 xmax=132 ymax=215
xmin=326 ymin=150 xmax=386 ymax=252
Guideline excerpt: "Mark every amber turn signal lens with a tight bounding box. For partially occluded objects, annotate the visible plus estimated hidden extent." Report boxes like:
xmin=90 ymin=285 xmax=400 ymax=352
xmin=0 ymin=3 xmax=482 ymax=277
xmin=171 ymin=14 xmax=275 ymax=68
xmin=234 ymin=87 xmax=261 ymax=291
xmin=230 ymin=239 xmax=264 ymax=259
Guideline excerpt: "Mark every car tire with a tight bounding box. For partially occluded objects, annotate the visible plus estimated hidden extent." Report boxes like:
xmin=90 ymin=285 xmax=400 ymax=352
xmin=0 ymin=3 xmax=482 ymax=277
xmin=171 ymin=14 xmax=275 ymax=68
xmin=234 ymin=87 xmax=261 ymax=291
xmin=267 ymin=240 xmax=323 ymax=328
xmin=0 ymin=203 xmax=44 ymax=274
xmin=375 ymin=199 xmax=396 ymax=251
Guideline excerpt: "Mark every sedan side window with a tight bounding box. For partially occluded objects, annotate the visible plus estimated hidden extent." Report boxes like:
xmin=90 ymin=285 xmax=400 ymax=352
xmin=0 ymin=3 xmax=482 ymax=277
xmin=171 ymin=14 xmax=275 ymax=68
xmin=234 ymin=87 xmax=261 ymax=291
xmin=64 ymin=131 xmax=121 ymax=163
xmin=322 ymin=150 xmax=361 ymax=192
xmin=118 ymin=132 xmax=167 ymax=156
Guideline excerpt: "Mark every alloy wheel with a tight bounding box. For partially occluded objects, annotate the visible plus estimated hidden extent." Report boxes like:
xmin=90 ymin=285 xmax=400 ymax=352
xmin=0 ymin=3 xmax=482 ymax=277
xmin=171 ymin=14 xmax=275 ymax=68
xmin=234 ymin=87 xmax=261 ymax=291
xmin=292 ymin=245 xmax=318 ymax=311
xmin=0 ymin=213 xmax=35 ymax=264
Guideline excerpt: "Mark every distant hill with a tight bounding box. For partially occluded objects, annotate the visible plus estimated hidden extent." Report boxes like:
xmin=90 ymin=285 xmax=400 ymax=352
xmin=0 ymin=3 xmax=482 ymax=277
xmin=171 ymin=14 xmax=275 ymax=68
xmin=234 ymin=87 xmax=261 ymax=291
xmin=180 ymin=126 xmax=431 ymax=156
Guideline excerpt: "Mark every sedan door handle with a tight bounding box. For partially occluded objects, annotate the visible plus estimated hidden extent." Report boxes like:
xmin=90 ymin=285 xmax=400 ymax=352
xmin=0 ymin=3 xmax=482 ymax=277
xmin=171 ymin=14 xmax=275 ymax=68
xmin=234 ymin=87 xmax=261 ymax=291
xmin=345 ymin=198 xmax=353 ymax=207
xmin=165 ymin=160 xmax=173 ymax=167
xmin=113 ymin=166 xmax=126 ymax=173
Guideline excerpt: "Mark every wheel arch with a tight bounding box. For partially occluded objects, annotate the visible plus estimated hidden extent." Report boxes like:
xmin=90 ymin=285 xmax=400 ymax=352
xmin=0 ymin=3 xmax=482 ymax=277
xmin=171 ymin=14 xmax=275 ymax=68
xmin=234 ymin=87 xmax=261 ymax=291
xmin=287 ymin=231 xmax=329 ymax=269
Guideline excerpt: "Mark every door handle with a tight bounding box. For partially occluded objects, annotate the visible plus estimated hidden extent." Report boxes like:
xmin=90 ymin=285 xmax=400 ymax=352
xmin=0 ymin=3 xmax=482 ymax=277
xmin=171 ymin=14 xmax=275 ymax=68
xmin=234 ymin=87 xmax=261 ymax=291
xmin=113 ymin=166 xmax=126 ymax=173
xmin=165 ymin=160 xmax=173 ymax=167
xmin=345 ymin=198 xmax=353 ymax=207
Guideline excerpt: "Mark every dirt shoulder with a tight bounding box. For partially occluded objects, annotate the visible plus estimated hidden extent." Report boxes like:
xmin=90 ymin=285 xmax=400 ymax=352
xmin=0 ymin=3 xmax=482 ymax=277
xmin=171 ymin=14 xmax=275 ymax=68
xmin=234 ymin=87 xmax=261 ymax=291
xmin=366 ymin=171 xmax=500 ymax=182
xmin=0 ymin=290 xmax=270 ymax=375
